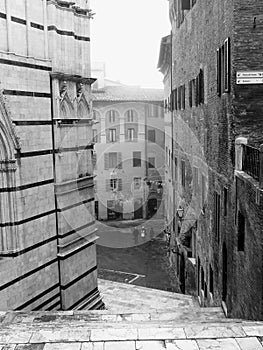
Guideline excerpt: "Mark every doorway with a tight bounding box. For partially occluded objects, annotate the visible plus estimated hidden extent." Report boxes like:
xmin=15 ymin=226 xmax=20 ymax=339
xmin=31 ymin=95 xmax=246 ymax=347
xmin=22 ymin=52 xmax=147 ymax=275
xmin=222 ymin=242 xmax=227 ymax=302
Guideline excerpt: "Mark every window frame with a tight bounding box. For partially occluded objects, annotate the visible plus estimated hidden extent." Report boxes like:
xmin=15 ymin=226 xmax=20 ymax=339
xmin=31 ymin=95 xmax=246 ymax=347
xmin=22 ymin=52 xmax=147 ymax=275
xmin=109 ymin=128 xmax=116 ymax=142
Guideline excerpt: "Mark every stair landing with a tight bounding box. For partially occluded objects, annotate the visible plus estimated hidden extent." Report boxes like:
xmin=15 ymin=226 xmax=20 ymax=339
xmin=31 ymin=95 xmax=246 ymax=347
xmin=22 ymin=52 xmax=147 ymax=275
xmin=0 ymin=279 xmax=263 ymax=349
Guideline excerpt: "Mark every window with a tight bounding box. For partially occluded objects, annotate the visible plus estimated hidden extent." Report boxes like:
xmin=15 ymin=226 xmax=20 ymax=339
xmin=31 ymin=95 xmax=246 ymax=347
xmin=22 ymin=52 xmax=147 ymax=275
xmin=216 ymin=48 xmax=222 ymax=96
xmin=209 ymin=265 xmax=214 ymax=294
xmin=182 ymin=0 xmax=191 ymax=10
xmin=216 ymin=38 xmax=231 ymax=96
xmin=92 ymin=129 xmax=98 ymax=143
xmin=134 ymin=177 xmax=141 ymax=190
xmin=193 ymin=166 xmax=198 ymax=194
xmin=148 ymin=157 xmax=155 ymax=168
xmin=214 ymin=191 xmax=221 ymax=242
xmin=106 ymin=179 xmax=122 ymax=192
xmin=108 ymin=110 xmax=116 ymax=123
xmin=127 ymin=109 xmax=135 ymax=122
xmin=201 ymin=267 xmax=205 ymax=291
xmin=189 ymin=80 xmax=192 ymax=108
xmin=174 ymin=157 xmax=178 ymax=181
xmin=224 ymin=38 xmax=231 ymax=92
xmin=109 ymin=152 xmax=117 ymax=169
xmin=148 ymin=129 xmax=156 ymax=142
xmin=237 ymin=211 xmax=245 ymax=251
xmin=92 ymin=151 xmax=97 ymax=169
xmin=110 ymin=179 xmax=118 ymax=190
xmin=181 ymin=160 xmax=185 ymax=187
xmin=127 ymin=128 xmax=135 ymax=141
xmin=109 ymin=128 xmax=116 ymax=142
xmin=133 ymin=151 xmax=141 ymax=167
xmin=223 ymin=187 xmax=228 ymax=216
xmin=201 ymin=174 xmax=206 ymax=208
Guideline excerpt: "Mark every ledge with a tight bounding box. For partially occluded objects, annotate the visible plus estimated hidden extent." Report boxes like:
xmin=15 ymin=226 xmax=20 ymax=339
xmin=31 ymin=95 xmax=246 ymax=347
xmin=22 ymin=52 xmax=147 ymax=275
xmin=55 ymin=175 xmax=95 ymax=195
xmin=51 ymin=72 xmax=96 ymax=85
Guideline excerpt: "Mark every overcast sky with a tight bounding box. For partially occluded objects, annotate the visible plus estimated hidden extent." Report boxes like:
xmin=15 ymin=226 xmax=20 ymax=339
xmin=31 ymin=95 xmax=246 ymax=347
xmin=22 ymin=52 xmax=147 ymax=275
xmin=90 ymin=0 xmax=170 ymax=88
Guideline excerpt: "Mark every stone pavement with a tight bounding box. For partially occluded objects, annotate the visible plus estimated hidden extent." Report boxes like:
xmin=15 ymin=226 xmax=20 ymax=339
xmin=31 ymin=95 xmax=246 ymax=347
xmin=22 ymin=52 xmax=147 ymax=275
xmin=0 ymin=279 xmax=263 ymax=349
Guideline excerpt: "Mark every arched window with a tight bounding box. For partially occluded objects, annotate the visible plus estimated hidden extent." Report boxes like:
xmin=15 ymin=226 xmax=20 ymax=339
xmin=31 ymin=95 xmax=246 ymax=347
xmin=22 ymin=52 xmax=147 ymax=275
xmin=107 ymin=110 xmax=117 ymax=123
xmin=0 ymin=93 xmax=20 ymax=256
xmin=124 ymin=109 xmax=138 ymax=142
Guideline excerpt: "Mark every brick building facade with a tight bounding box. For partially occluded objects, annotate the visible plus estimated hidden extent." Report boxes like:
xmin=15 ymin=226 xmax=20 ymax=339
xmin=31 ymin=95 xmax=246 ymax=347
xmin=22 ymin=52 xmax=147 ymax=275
xmin=159 ymin=0 xmax=263 ymax=319
xmin=0 ymin=0 xmax=102 ymax=310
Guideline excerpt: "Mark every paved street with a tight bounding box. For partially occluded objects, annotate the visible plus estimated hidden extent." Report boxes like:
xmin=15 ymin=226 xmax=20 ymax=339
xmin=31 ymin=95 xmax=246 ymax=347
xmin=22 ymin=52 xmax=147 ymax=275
xmin=96 ymin=220 xmax=180 ymax=293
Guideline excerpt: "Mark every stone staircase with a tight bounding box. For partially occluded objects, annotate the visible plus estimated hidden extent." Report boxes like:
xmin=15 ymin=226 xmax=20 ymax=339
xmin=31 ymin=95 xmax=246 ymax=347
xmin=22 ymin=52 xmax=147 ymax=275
xmin=0 ymin=279 xmax=263 ymax=349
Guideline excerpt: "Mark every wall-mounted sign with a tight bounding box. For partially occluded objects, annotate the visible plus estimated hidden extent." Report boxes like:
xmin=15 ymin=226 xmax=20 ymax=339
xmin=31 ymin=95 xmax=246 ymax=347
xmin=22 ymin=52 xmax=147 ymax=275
xmin=236 ymin=71 xmax=263 ymax=84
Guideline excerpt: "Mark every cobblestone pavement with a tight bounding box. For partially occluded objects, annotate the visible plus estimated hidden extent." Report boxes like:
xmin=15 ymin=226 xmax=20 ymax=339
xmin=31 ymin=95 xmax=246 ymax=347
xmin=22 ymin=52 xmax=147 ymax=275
xmin=0 ymin=280 xmax=263 ymax=349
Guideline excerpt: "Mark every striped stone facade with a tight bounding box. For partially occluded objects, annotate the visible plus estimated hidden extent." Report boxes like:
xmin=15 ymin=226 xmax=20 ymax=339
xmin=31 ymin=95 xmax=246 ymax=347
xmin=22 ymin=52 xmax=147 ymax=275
xmin=0 ymin=0 xmax=102 ymax=310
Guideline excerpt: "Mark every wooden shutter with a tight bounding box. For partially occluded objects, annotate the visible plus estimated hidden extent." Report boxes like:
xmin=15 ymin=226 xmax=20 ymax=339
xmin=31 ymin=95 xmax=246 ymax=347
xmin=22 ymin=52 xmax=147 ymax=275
xmin=182 ymin=85 xmax=185 ymax=109
xmin=199 ymin=69 xmax=204 ymax=104
xmin=118 ymin=179 xmax=123 ymax=191
xmin=182 ymin=0 xmax=191 ymax=10
xmin=217 ymin=48 xmax=222 ymax=96
xmin=195 ymin=76 xmax=199 ymax=106
xmin=189 ymin=81 xmax=192 ymax=108
xmin=92 ymin=152 xmax=97 ymax=169
xmin=117 ymin=152 xmax=122 ymax=169
xmin=224 ymin=37 xmax=231 ymax=92
xmin=106 ymin=179 xmax=111 ymax=192
xmin=104 ymin=153 xmax=109 ymax=170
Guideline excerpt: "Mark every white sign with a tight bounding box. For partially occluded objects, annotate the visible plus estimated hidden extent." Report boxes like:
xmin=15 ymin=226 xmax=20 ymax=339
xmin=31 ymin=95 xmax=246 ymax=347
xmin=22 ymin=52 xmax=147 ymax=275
xmin=237 ymin=71 xmax=263 ymax=78
xmin=237 ymin=78 xmax=263 ymax=85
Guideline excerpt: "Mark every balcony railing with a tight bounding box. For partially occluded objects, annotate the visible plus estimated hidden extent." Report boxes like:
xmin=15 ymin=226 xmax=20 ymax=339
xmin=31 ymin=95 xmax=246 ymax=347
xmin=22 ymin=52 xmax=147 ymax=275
xmin=242 ymin=144 xmax=260 ymax=181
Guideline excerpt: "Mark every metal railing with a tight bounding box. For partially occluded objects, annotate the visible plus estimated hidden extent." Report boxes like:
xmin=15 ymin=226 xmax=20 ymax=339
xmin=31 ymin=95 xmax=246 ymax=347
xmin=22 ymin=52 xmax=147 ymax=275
xmin=242 ymin=144 xmax=260 ymax=181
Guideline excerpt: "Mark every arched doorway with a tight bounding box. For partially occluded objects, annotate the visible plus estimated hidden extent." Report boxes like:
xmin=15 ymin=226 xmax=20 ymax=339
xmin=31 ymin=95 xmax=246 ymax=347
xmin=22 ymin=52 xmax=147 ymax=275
xmin=222 ymin=242 xmax=227 ymax=302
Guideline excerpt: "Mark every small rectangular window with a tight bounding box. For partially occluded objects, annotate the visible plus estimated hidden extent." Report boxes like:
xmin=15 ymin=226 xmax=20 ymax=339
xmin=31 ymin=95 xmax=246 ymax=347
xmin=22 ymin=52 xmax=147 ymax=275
xmin=237 ymin=211 xmax=245 ymax=251
xmin=133 ymin=151 xmax=141 ymax=167
xmin=92 ymin=129 xmax=98 ymax=143
xmin=224 ymin=38 xmax=231 ymax=92
xmin=223 ymin=187 xmax=228 ymax=216
xmin=148 ymin=129 xmax=156 ymax=142
xmin=214 ymin=191 xmax=221 ymax=242
xmin=182 ymin=84 xmax=185 ymax=109
xmin=109 ymin=152 xmax=117 ymax=169
xmin=109 ymin=128 xmax=116 ymax=142
xmin=209 ymin=265 xmax=214 ymax=294
xmin=193 ymin=166 xmax=198 ymax=194
xmin=216 ymin=48 xmax=222 ymax=96
xmin=181 ymin=160 xmax=186 ymax=187
xmin=189 ymin=80 xmax=192 ymax=108
xmin=127 ymin=128 xmax=135 ymax=141
xmin=201 ymin=174 xmax=206 ymax=208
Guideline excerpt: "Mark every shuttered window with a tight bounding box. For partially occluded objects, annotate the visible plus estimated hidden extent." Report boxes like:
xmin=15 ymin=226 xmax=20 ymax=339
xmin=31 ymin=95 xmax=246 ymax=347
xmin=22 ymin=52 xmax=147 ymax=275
xmin=214 ymin=191 xmax=221 ymax=242
xmin=237 ymin=211 xmax=245 ymax=251
xmin=133 ymin=152 xmax=141 ymax=167
xmin=105 ymin=152 xmax=122 ymax=169
xmin=217 ymin=48 xmax=222 ymax=96
xmin=224 ymin=37 xmax=231 ymax=92
xmin=181 ymin=160 xmax=186 ymax=187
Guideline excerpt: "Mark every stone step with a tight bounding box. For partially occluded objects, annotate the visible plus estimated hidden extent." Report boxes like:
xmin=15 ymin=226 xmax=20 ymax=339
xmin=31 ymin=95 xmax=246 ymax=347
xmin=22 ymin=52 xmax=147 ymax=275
xmin=1 ymin=321 xmax=263 ymax=344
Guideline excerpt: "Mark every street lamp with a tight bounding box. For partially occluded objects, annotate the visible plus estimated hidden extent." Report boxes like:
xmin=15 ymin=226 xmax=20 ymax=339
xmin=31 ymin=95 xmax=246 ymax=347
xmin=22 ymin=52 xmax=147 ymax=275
xmin=141 ymin=226 xmax=146 ymax=238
